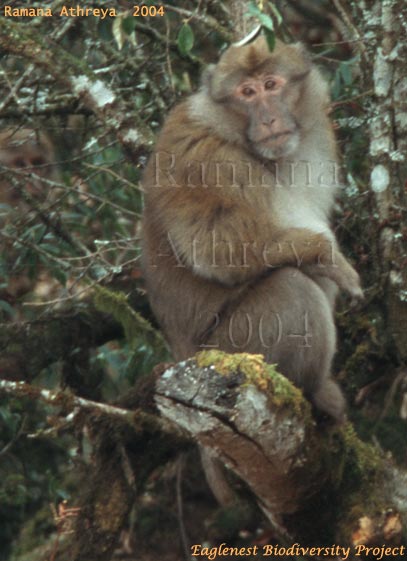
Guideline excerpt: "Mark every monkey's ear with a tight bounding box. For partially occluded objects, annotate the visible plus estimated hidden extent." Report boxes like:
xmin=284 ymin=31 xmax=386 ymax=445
xmin=201 ymin=64 xmax=216 ymax=90
xmin=201 ymin=63 xmax=232 ymax=101
xmin=201 ymin=64 xmax=227 ymax=101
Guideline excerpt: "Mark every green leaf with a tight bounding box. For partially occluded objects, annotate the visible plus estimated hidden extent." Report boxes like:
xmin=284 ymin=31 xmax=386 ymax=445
xmin=269 ymin=2 xmax=283 ymax=26
xmin=122 ymin=16 xmax=136 ymax=35
xmin=332 ymin=69 xmax=341 ymax=99
xmin=248 ymin=2 xmax=262 ymax=18
xmin=0 ymin=299 xmax=16 ymax=318
xmin=340 ymin=62 xmax=353 ymax=86
xmin=248 ymin=2 xmax=280 ymax=31
xmin=264 ymin=28 xmax=276 ymax=52
xmin=98 ymin=19 xmax=113 ymax=42
xmin=0 ymin=406 xmax=20 ymax=431
xmin=177 ymin=23 xmax=194 ymax=56
xmin=50 ymin=267 xmax=68 ymax=287
xmin=258 ymin=12 xmax=274 ymax=31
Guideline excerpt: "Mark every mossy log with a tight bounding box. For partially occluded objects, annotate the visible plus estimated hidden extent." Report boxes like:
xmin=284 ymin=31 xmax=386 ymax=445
xmin=155 ymin=351 xmax=407 ymax=548
xmin=0 ymin=307 xmax=121 ymax=381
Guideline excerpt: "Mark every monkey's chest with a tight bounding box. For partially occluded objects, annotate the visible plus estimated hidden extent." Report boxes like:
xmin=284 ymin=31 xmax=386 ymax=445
xmin=271 ymin=186 xmax=333 ymax=237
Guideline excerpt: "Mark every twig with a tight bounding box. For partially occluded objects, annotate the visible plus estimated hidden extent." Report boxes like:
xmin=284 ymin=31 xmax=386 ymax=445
xmin=83 ymin=162 xmax=144 ymax=193
xmin=330 ymin=88 xmax=374 ymax=109
xmin=0 ymin=414 xmax=27 ymax=457
xmin=0 ymin=379 xmax=135 ymax=422
xmin=162 ymin=4 xmax=232 ymax=41
xmin=176 ymin=454 xmax=190 ymax=561
xmin=333 ymin=0 xmax=368 ymax=60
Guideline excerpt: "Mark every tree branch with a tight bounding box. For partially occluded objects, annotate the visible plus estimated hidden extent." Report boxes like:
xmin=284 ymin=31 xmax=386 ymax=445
xmin=0 ymin=303 xmax=122 ymax=381
xmin=155 ymin=351 xmax=407 ymax=545
xmin=0 ymin=18 xmax=153 ymax=158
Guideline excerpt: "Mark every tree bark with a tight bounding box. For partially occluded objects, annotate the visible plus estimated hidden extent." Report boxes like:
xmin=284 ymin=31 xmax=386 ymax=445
xmin=0 ymin=306 xmax=121 ymax=381
xmin=156 ymin=352 xmax=407 ymax=546
xmin=0 ymin=278 xmax=155 ymax=382
xmin=341 ymin=0 xmax=407 ymax=360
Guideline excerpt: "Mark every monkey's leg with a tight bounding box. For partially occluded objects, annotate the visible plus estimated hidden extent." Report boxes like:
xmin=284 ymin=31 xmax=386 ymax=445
xmin=303 ymin=275 xmax=339 ymax=312
xmin=198 ymin=268 xmax=345 ymax=507
xmin=204 ymin=267 xmax=345 ymax=422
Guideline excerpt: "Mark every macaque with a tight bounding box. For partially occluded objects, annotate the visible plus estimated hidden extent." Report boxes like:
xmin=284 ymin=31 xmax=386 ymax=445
xmin=0 ymin=127 xmax=58 ymax=207
xmin=142 ymin=38 xmax=363 ymax=422
xmin=0 ymin=127 xmax=59 ymax=300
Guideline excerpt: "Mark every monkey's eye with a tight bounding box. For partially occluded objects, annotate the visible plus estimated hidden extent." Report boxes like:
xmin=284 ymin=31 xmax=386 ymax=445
xmin=31 ymin=157 xmax=46 ymax=166
xmin=12 ymin=157 xmax=26 ymax=168
xmin=264 ymin=79 xmax=277 ymax=90
xmin=240 ymin=86 xmax=256 ymax=98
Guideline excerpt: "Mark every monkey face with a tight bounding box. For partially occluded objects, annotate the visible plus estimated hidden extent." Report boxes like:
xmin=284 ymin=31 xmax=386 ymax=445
xmin=202 ymin=37 xmax=319 ymax=161
xmin=0 ymin=128 xmax=57 ymax=202
xmin=233 ymin=74 xmax=300 ymax=160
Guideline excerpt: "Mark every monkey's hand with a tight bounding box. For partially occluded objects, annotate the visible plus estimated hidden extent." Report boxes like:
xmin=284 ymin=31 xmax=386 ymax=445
xmin=305 ymin=252 xmax=364 ymax=305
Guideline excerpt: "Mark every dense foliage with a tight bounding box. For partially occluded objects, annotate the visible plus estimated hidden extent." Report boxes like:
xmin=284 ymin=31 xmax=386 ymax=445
xmin=0 ymin=2 xmax=405 ymax=559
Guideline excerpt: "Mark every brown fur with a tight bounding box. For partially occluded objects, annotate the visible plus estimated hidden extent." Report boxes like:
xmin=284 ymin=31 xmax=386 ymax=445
xmin=142 ymin=38 xmax=363 ymax=421
xmin=0 ymin=127 xmax=58 ymax=205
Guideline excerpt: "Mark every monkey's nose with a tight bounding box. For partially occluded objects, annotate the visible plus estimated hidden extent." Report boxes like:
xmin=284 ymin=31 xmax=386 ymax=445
xmin=262 ymin=117 xmax=276 ymax=127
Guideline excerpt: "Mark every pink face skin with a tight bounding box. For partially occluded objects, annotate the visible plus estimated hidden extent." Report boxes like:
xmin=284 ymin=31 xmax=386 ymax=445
xmin=0 ymin=143 xmax=53 ymax=200
xmin=234 ymin=74 xmax=300 ymax=160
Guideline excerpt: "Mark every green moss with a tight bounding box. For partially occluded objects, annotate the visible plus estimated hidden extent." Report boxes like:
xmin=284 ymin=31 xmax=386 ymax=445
xmin=94 ymin=286 xmax=170 ymax=379
xmin=342 ymin=423 xmax=381 ymax=477
xmin=332 ymin=423 xmax=388 ymax=539
xmin=323 ymin=423 xmax=382 ymax=494
xmin=93 ymin=286 xmax=167 ymax=355
xmin=195 ymin=350 xmax=309 ymax=416
xmin=10 ymin=504 xmax=53 ymax=558
xmin=342 ymin=341 xmax=371 ymax=382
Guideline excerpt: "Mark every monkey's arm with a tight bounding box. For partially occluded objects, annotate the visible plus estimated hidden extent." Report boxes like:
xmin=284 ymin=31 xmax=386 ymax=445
xmin=145 ymin=185 xmax=362 ymax=298
xmin=144 ymin=104 xmax=362 ymax=297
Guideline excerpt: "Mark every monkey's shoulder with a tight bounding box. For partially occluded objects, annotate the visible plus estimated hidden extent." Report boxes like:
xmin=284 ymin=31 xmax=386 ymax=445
xmin=155 ymin=100 xmax=243 ymax=161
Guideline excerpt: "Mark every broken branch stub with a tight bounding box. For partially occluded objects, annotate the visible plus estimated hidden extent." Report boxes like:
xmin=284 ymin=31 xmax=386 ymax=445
xmin=155 ymin=352 xmax=328 ymax=517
